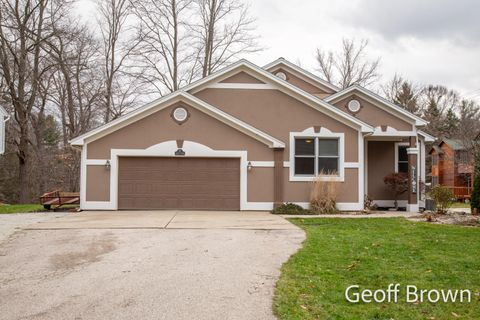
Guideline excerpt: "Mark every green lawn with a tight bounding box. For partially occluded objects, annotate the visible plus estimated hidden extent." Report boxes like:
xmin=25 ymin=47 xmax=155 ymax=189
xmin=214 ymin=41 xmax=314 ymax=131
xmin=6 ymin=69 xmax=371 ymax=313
xmin=450 ymin=202 xmax=471 ymax=209
xmin=0 ymin=204 xmax=47 ymax=214
xmin=274 ymin=218 xmax=480 ymax=320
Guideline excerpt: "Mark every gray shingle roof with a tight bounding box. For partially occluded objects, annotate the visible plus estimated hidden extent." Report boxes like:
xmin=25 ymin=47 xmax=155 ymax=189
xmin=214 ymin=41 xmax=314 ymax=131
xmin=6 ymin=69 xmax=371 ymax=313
xmin=441 ymin=138 xmax=465 ymax=150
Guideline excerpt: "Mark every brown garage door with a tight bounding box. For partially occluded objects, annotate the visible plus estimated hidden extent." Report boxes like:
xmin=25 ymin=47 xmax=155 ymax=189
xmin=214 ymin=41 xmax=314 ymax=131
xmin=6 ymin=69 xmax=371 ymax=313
xmin=118 ymin=157 xmax=240 ymax=210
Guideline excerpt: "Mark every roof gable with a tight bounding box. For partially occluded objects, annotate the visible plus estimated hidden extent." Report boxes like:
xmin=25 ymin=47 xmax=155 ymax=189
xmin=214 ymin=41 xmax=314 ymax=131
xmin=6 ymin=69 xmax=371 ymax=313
xmin=184 ymin=60 xmax=373 ymax=133
xmin=70 ymin=92 xmax=284 ymax=149
xmin=219 ymin=71 xmax=265 ymax=84
xmin=325 ymin=85 xmax=428 ymax=127
xmin=263 ymin=58 xmax=339 ymax=93
xmin=440 ymin=139 xmax=465 ymax=150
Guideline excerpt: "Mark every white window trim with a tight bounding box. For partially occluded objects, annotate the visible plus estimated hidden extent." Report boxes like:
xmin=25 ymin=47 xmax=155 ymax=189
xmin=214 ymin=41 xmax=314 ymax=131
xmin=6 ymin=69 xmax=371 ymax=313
xmin=394 ymin=142 xmax=409 ymax=173
xmin=289 ymin=127 xmax=345 ymax=182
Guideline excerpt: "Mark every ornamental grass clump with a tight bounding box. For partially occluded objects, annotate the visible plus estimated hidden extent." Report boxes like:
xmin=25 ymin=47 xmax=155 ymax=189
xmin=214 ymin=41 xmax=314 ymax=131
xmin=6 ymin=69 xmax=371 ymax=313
xmin=310 ymin=173 xmax=339 ymax=214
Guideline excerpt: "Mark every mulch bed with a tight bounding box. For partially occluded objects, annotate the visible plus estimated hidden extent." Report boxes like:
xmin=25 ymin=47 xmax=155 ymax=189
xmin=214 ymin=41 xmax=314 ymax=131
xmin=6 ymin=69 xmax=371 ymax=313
xmin=409 ymin=211 xmax=480 ymax=227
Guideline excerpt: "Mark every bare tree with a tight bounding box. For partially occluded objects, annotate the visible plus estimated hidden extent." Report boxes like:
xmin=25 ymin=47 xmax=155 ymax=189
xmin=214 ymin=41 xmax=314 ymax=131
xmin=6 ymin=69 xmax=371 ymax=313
xmin=46 ymin=23 xmax=103 ymax=143
xmin=130 ymin=0 xmax=197 ymax=95
xmin=421 ymin=85 xmax=459 ymax=115
xmin=193 ymin=0 xmax=260 ymax=77
xmin=0 ymin=0 xmax=58 ymax=202
xmin=383 ymin=74 xmax=421 ymax=115
xmin=457 ymin=99 xmax=480 ymax=149
xmin=315 ymin=38 xmax=380 ymax=89
xmin=45 ymin=22 xmax=104 ymax=192
xmin=98 ymin=0 xmax=140 ymax=122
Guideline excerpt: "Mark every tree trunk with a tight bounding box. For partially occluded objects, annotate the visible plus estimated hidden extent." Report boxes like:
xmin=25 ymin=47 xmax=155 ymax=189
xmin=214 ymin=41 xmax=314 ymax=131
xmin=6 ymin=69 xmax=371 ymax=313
xmin=17 ymin=127 xmax=29 ymax=203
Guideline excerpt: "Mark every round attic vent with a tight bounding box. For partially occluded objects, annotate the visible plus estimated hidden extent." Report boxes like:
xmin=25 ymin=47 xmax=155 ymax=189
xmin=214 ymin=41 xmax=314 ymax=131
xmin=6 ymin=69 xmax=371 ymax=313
xmin=347 ymin=99 xmax=361 ymax=113
xmin=173 ymin=107 xmax=188 ymax=122
xmin=275 ymin=71 xmax=287 ymax=81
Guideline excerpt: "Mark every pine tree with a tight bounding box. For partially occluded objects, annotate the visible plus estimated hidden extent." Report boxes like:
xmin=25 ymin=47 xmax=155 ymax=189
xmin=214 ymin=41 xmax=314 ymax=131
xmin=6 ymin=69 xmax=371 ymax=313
xmin=394 ymin=82 xmax=419 ymax=114
xmin=442 ymin=108 xmax=459 ymax=138
xmin=423 ymin=98 xmax=443 ymax=137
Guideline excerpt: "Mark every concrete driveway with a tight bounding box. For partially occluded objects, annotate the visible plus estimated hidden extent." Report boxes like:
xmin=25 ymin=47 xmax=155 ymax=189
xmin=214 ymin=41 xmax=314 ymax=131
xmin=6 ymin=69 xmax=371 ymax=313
xmin=0 ymin=211 xmax=304 ymax=320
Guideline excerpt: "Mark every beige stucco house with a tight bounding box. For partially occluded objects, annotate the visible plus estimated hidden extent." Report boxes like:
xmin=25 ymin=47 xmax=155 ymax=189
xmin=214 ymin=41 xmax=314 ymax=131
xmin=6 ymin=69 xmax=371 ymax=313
xmin=70 ymin=58 xmax=434 ymax=212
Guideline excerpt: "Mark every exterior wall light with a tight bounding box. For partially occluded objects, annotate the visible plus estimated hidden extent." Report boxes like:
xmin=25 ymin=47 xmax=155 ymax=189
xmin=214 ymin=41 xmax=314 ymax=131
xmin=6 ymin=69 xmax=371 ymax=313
xmin=247 ymin=161 xmax=253 ymax=171
xmin=105 ymin=160 xmax=111 ymax=170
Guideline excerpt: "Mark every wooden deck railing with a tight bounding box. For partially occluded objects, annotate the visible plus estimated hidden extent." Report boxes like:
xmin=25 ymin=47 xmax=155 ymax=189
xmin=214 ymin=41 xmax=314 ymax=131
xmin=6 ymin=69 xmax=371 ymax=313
xmin=444 ymin=186 xmax=472 ymax=199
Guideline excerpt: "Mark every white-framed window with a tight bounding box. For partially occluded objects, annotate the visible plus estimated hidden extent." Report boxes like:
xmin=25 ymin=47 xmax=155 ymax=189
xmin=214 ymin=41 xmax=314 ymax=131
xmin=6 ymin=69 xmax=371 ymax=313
xmin=395 ymin=142 xmax=409 ymax=174
xmin=289 ymin=129 xmax=344 ymax=182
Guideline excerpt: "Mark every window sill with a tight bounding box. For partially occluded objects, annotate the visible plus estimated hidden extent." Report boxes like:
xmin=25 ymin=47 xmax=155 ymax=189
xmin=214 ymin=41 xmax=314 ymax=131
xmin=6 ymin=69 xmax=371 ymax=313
xmin=289 ymin=175 xmax=344 ymax=182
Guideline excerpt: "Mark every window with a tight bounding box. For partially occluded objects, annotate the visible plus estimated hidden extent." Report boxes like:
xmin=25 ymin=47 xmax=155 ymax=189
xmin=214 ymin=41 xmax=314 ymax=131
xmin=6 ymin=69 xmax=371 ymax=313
xmin=397 ymin=145 xmax=408 ymax=173
xmin=318 ymin=139 xmax=339 ymax=174
xmin=455 ymin=150 xmax=469 ymax=165
xmin=275 ymin=71 xmax=288 ymax=81
xmin=294 ymin=138 xmax=339 ymax=176
xmin=294 ymin=138 xmax=315 ymax=175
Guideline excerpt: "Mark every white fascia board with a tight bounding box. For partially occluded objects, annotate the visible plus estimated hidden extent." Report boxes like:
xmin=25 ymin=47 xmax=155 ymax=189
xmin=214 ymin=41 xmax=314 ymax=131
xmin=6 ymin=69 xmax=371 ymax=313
xmin=182 ymin=59 xmax=249 ymax=92
xmin=325 ymin=85 xmax=428 ymax=127
xmin=69 ymin=91 xmax=185 ymax=146
xmin=370 ymin=130 xmax=418 ymax=137
xmin=206 ymin=83 xmax=277 ymax=90
xmin=185 ymin=60 xmax=373 ymax=133
xmin=70 ymin=91 xmax=284 ymax=149
xmin=262 ymin=58 xmax=340 ymax=92
xmin=418 ymin=130 xmax=435 ymax=142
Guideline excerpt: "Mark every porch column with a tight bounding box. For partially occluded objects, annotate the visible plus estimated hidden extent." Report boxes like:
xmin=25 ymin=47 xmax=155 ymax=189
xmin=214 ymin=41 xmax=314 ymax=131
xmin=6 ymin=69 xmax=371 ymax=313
xmin=273 ymin=148 xmax=284 ymax=209
xmin=406 ymin=136 xmax=419 ymax=212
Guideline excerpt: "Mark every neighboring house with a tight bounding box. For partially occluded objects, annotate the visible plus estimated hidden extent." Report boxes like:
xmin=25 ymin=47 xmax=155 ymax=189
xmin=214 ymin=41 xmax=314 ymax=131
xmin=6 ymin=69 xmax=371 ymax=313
xmin=430 ymin=139 xmax=474 ymax=201
xmin=0 ymin=106 xmax=8 ymax=155
xmin=70 ymin=58 xmax=434 ymax=212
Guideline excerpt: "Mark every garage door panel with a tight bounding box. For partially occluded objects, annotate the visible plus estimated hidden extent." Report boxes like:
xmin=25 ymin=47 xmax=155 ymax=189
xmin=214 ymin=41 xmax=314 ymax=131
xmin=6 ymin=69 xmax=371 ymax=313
xmin=118 ymin=157 xmax=240 ymax=210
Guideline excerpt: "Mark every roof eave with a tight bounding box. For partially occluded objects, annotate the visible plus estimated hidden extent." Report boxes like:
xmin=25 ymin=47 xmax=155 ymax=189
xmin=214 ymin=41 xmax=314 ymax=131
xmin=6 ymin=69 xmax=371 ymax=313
xmin=187 ymin=60 xmax=374 ymax=133
xmin=418 ymin=130 xmax=435 ymax=142
xmin=262 ymin=58 xmax=340 ymax=92
xmin=69 ymin=90 xmax=285 ymax=149
xmin=326 ymin=85 xmax=428 ymax=127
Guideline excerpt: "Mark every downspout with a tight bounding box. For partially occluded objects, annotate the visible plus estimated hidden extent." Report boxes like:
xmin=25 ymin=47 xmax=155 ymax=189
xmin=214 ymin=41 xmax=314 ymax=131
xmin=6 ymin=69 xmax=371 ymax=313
xmin=1 ymin=112 xmax=10 ymax=155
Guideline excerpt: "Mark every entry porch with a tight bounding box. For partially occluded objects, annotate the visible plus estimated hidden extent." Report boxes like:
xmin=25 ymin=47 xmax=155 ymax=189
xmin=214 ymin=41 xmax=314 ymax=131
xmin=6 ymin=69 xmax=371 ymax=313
xmin=365 ymin=135 xmax=427 ymax=211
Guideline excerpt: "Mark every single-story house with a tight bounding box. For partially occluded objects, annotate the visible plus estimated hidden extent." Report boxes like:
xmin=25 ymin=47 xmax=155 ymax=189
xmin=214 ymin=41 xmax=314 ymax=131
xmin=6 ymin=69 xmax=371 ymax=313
xmin=70 ymin=58 xmax=434 ymax=212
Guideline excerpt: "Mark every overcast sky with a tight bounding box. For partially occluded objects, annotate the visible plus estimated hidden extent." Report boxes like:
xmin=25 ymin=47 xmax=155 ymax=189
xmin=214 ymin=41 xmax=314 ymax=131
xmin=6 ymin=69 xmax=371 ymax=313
xmin=78 ymin=0 xmax=480 ymax=100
